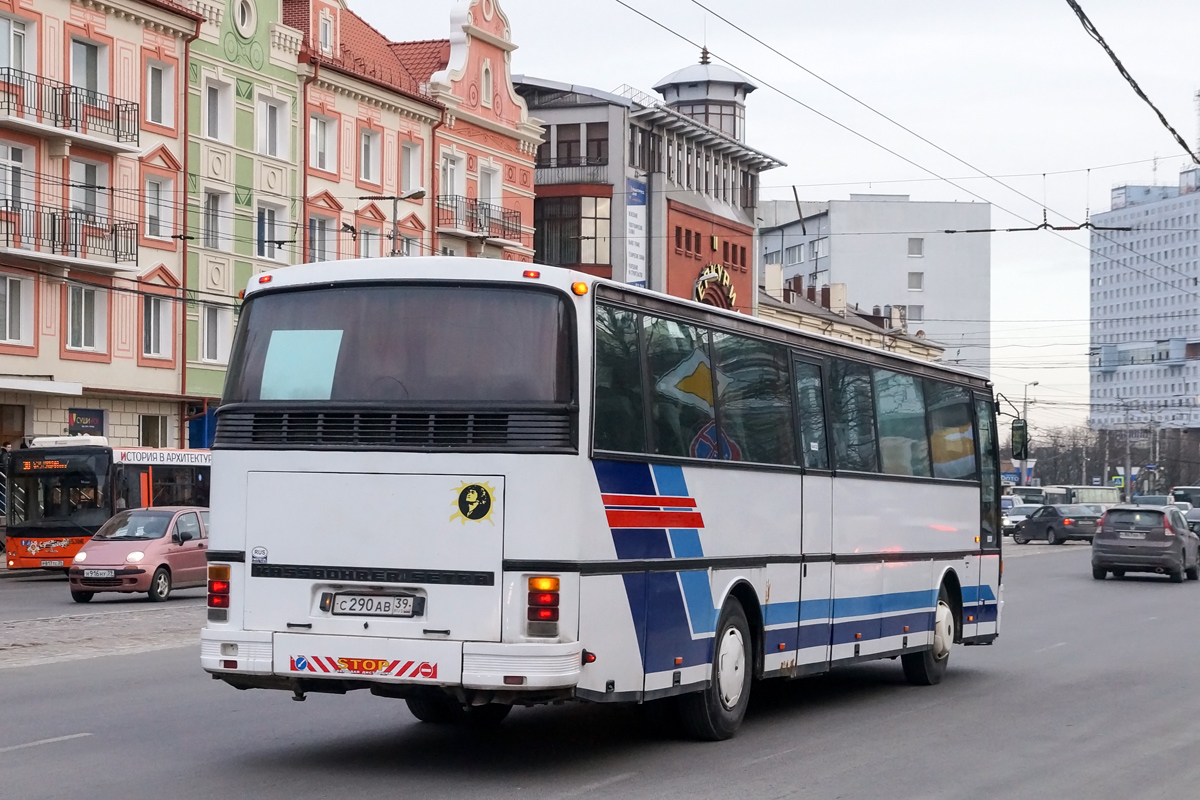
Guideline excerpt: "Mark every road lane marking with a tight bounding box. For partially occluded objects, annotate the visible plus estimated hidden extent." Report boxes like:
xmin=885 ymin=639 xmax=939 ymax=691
xmin=0 ymin=733 xmax=92 ymax=754
xmin=556 ymin=772 xmax=637 ymax=798
xmin=1034 ymin=642 xmax=1067 ymax=654
xmin=742 ymin=746 xmax=799 ymax=766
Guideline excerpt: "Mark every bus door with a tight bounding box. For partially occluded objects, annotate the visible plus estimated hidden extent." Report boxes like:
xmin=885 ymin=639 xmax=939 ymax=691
xmin=115 ymin=465 xmax=152 ymax=510
xmin=973 ymin=397 xmax=1002 ymax=638
xmin=794 ymin=358 xmax=833 ymax=670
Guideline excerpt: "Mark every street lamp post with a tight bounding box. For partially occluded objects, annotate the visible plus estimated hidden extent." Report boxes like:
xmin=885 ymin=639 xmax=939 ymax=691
xmin=359 ymin=188 xmax=427 ymax=256
xmin=1021 ymin=381 xmax=1038 ymax=486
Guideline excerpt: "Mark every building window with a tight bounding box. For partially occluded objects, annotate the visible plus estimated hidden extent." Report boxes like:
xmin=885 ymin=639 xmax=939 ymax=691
xmin=146 ymin=61 xmax=171 ymax=126
xmin=359 ymin=129 xmax=380 ymax=183
xmin=0 ymin=143 xmax=27 ymax=205
xmin=907 ymin=305 xmax=924 ymax=322
xmin=557 ymin=124 xmax=581 ymax=164
xmin=400 ymin=235 xmax=418 ymax=256
xmin=0 ymin=274 xmax=29 ymax=344
xmin=401 ymin=141 xmax=421 ymax=192
xmin=908 ymin=237 xmax=924 ymax=257
xmin=319 ymin=15 xmax=333 ymax=53
xmin=69 ymin=160 xmax=105 ymax=218
xmin=205 ymin=80 xmax=231 ymax=141
xmin=533 ymin=196 xmax=610 ymax=266
xmin=142 ymin=294 xmax=171 ymax=359
xmin=587 ymin=123 xmax=608 ymax=163
xmin=202 ymin=191 xmax=224 ymax=248
xmin=784 ymin=244 xmax=803 ymax=265
xmin=358 ymin=225 xmax=379 ymax=258
xmin=258 ymin=97 xmax=287 ymax=158
xmin=201 ymin=303 xmax=232 ymax=363
xmin=580 ymin=197 xmax=610 ymax=265
xmin=440 ymin=154 xmax=464 ymax=195
xmin=308 ymin=215 xmax=332 ymax=261
xmin=481 ymin=63 xmax=493 ymax=108
xmin=478 ymin=165 xmax=500 ymax=205
xmin=67 ymin=284 xmax=104 ymax=351
xmin=233 ymin=0 xmax=256 ymax=37
xmin=309 ymin=115 xmax=336 ymax=171
xmin=256 ymin=205 xmax=282 ymax=259
xmin=908 ymin=271 xmax=924 ymax=291
xmin=139 ymin=415 xmax=167 ymax=447
xmin=764 ymin=249 xmax=781 ymax=265
xmin=675 ymin=226 xmax=683 ymax=251
xmin=0 ymin=19 xmax=26 ymax=70
xmin=145 ymin=177 xmax=170 ymax=238
xmin=70 ymin=38 xmax=104 ymax=96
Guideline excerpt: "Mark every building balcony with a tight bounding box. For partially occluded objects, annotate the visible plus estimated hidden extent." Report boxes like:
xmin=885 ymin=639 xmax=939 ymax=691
xmin=534 ymin=156 xmax=609 ymax=185
xmin=0 ymin=200 xmax=140 ymax=274
xmin=436 ymin=195 xmax=522 ymax=244
xmin=0 ymin=68 xmax=140 ymax=153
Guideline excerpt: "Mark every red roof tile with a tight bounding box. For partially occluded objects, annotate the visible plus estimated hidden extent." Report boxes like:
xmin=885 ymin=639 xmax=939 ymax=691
xmin=389 ymin=39 xmax=450 ymax=84
xmin=335 ymin=8 xmax=421 ymax=94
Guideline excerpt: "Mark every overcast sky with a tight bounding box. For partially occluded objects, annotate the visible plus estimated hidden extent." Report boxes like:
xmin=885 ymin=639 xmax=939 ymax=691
xmin=358 ymin=0 xmax=1200 ymax=438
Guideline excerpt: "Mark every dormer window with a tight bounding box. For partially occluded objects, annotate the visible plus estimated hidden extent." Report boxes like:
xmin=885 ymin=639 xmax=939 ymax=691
xmin=319 ymin=15 xmax=333 ymax=54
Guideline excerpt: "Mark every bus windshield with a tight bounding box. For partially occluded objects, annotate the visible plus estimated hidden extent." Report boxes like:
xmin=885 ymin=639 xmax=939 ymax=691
xmin=8 ymin=451 xmax=111 ymax=529
xmin=223 ymin=285 xmax=573 ymax=405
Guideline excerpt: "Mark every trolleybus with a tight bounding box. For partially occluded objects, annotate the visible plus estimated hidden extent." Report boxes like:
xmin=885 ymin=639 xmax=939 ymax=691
xmin=201 ymin=259 xmax=1002 ymax=739
xmin=5 ymin=436 xmax=211 ymax=570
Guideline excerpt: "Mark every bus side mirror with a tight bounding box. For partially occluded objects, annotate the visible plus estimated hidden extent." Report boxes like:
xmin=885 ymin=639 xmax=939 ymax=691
xmin=1011 ymin=419 xmax=1029 ymax=461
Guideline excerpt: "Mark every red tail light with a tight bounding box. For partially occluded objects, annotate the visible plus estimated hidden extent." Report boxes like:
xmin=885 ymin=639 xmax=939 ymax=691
xmin=208 ymin=565 xmax=231 ymax=609
xmin=527 ymin=607 xmax=560 ymax=622
xmin=528 ymin=591 xmax=557 ymax=606
xmin=1063 ymin=518 xmax=1074 ymax=526
xmin=208 ymin=580 xmax=231 ymax=594
xmin=1165 ymin=521 xmax=1177 ymax=536
xmin=208 ymin=593 xmax=231 ymax=608
xmin=526 ymin=576 xmax=560 ymax=636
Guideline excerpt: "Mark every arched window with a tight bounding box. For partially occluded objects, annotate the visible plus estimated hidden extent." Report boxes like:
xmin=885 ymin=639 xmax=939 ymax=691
xmin=481 ymin=63 xmax=493 ymax=108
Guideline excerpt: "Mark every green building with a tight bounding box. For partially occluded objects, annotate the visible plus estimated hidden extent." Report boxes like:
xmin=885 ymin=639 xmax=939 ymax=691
xmin=185 ymin=0 xmax=302 ymax=434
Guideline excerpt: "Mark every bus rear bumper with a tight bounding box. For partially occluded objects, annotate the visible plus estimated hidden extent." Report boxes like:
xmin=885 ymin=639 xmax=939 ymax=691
xmin=462 ymin=641 xmax=582 ymax=690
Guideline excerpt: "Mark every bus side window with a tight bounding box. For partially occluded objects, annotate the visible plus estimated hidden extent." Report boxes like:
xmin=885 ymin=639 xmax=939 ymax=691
xmin=793 ymin=360 xmax=828 ymax=470
xmin=594 ymin=304 xmax=646 ymax=454
xmin=872 ymin=368 xmax=931 ymax=478
xmin=924 ymin=381 xmax=977 ymax=480
xmin=644 ymin=316 xmax=714 ymax=459
xmin=975 ymin=397 xmax=1000 ymax=548
xmin=712 ymin=331 xmax=794 ymax=465
xmin=828 ymin=358 xmax=879 ymax=473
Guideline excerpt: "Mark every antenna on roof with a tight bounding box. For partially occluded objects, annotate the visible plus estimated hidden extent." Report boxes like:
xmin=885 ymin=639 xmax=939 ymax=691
xmin=699 ymin=45 xmax=710 ymax=65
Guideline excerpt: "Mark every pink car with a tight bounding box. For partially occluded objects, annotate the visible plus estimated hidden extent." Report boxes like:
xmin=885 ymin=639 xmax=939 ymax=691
xmin=68 ymin=507 xmax=209 ymax=603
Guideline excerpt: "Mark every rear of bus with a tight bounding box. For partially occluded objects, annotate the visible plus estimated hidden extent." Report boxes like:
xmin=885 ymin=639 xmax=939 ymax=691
xmin=201 ymin=261 xmax=587 ymax=707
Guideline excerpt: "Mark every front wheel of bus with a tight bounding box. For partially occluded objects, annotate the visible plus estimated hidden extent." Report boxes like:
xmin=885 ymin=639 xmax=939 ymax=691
xmin=902 ymin=586 xmax=954 ymax=686
xmin=678 ymin=598 xmax=752 ymax=741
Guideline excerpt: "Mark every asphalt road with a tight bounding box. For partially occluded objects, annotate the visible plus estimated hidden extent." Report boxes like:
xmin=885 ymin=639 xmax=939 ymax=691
xmin=3 ymin=542 xmax=1199 ymax=800
xmin=0 ymin=569 xmax=204 ymax=622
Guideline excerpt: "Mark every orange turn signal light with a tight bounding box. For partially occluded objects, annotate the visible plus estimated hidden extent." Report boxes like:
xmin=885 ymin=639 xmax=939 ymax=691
xmin=528 ymin=576 xmax=559 ymax=592
xmin=571 ymin=282 xmax=589 ymax=296
xmin=208 ymin=565 xmax=230 ymax=581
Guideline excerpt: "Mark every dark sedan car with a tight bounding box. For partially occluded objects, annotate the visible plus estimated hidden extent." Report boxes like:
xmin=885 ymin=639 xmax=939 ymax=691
xmin=1092 ymin=505 xmax=1200 ymax=582
xmin=1012 ymin=504 xmax=1102 ymax=545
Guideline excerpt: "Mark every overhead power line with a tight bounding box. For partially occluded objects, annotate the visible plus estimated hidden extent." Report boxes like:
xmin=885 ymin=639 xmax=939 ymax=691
xmin=1062 ymin=0 xmax=1200 ymax=166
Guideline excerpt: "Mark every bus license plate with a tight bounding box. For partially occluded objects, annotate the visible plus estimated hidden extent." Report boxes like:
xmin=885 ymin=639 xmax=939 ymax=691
xmin=41 ymin=560 xmax=64 ymax=568
xmin=331 ymin=594 xmax=415 ymax=617
xmin=84 ymin=569 xmax=115 ymax=578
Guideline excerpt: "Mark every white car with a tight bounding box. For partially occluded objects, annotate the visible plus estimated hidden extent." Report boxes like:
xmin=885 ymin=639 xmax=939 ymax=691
xmin=1002 ymin=504 xmax=1042 ymax=534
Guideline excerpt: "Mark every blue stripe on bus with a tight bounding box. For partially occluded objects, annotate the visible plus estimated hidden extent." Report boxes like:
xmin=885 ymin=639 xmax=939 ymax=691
xmin=962 ymin=584 xmax=997 ymax=603
xmin=651 ymin=463 xmax=690 ymax=497
xmin=594 ymin=460 xmax=656 ymax=496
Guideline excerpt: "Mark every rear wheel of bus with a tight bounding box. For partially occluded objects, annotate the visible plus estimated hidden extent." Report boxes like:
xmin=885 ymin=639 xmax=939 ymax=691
xmin=902 ymin=585 xmax=955 ymax=686
xmin=406 ymin=691 xmax=511 ymax=726
xmin=678 ymin=598 xmax=752 ymax=741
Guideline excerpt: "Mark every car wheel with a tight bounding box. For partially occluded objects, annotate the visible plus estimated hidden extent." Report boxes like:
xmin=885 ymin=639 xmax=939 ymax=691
xmin=1013 ymin=533 xmax=1029 ymax=545
xmin=902 ymin=584 xmax=954 ymax=686
xmin=405 ymin=691 xmax=465 ymax=724
xmin=146 ymin=567 xmax=172 ymax=602
xmin=70 ymin=590 xmax=93 ymax=603
xmin=1188 ymin=554 xmax=1199 ymax=582
xmin=1170 ymin=558 xmax=1185 ymax=583
xmin=677 ymin=597 xmax=752 ymax=741
xmin=1046 ymin=528 xmax=1060 ymax=546
xmin=1092 ymin=567 xmax=1106 ymax=580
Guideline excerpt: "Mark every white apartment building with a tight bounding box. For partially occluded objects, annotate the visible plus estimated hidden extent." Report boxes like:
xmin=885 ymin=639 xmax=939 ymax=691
xmin=1089 ymin=169 xmax=1200 ymax=431
xmin=760 ymin=195 xmax=992 ymax=372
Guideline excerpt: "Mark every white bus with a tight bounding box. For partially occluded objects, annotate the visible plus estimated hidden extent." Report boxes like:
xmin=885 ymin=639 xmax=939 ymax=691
xmin=201 ymin=259 xmax=1002 ymax=740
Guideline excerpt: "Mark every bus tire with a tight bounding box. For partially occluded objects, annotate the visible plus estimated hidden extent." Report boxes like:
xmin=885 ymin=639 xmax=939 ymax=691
xmin=405 ymin=691 xmax=465 ymax=724
xmin=902 ymin=585 xmax=954 ymax=686
xmin=677 ymin=598 xmax=752 ymax=741
xmin=465 ymin=704 xmax=512 ymax=726
xmin=70 ymin=591 xmax=93 ymax=603
xmin=146 ymin=568 xmax=172 ymax=602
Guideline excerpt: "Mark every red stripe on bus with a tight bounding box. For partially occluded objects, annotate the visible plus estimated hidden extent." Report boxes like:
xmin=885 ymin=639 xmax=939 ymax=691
xmin=313 ymin=657 xmax=331 ymax=673
xmin=605 ymin=509 xmax=705 ymax=529
xmin=601 ymin=494 xmax=697 ymax=508
xmin=395 ymin=660 xmax=415 ymax=677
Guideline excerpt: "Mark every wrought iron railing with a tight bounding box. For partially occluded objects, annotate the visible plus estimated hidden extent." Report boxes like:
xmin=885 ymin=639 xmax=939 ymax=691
xmin=0 ymin=67 xmax=140 ymax=145
xmin=436 ymin=195 xmax=522 ymax=242
xmin=534 ymin=156 xmax=609 ymax=185
xmin=0 ymin=200 xmax=139 ymax=264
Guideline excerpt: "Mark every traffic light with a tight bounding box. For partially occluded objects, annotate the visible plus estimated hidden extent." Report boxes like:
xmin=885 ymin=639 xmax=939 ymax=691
xmin=1012 ymin=419 xmax=1029 ymax=461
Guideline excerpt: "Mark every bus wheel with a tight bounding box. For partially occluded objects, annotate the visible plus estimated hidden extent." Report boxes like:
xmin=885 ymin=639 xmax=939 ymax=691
xmin=70 ymin=591 xmax=93 ymax=603
xmin=147 ymin=568 xmax=172 ymax=602
xmin=678 ymin=598 xmax=752 ymax=741
xmin=405 ymin=691 xmax=466 ymax=724
xmin=465 ymin=704 xmax=512 ymax=726
xmin=902 ymin=586 xmax=954 ymax=686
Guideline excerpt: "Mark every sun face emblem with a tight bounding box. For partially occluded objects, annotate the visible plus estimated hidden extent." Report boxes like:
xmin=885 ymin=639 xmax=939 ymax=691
xmin=450 ymin=482 xmax=496 ymax=524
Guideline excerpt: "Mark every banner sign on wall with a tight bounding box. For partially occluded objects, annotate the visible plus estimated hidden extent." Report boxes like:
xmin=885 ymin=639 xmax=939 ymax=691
xmin=67 ymin=409 xmax=104 ymax=435
xmin=625 ymin=179 xmax=647 ymax=287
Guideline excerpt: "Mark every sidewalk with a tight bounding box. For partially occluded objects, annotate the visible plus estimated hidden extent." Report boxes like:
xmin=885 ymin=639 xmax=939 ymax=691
xmin=0 ymin=605 xmax=204 ymax=669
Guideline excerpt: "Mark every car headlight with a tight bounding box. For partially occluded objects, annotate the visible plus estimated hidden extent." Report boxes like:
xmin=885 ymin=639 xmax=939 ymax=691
xmin=126 ymin=551 xmax=145 ymax=563
xmin=73 ymin=551 xmax=87 ymax=563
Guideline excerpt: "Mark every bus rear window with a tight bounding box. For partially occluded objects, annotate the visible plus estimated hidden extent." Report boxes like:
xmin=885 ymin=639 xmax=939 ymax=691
xmin=224 ymin=285 xmax=573 ymax=405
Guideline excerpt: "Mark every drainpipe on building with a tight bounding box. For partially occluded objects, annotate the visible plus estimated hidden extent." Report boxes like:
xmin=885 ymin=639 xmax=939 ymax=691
xmin=428 ymin=111 xmax=445 ymax=256
xmin=300 ymin=58 xmax=320 ymax=263
xmin=179 ymin=18 xmax=201 ymax=449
